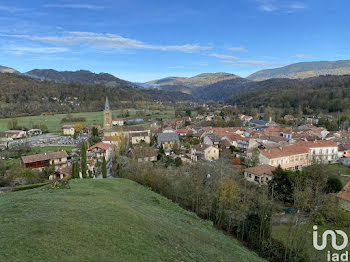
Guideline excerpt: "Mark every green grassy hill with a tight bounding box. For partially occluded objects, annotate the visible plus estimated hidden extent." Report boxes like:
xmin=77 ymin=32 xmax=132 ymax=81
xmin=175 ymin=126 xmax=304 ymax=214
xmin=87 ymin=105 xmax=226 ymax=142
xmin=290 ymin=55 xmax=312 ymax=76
xmin=0 ymin=179 xmax=264 ymax=262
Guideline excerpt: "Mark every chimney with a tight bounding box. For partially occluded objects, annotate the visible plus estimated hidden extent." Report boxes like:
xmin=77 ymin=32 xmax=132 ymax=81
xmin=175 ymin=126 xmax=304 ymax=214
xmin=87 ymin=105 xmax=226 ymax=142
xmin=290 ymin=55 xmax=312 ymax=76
xmin=269 ymin=116 xmax=272 ymax=123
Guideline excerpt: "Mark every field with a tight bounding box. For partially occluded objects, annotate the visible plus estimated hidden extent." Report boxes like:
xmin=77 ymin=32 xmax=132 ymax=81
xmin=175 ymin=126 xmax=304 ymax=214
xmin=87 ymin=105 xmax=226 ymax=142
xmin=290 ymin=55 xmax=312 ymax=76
xmin=0 ymin=179 xmax=264 ymax=262
xmin=0 ymin=109 xmax=176 ymax=133
xmin=328 ymin=163 xmax=350 ymax=186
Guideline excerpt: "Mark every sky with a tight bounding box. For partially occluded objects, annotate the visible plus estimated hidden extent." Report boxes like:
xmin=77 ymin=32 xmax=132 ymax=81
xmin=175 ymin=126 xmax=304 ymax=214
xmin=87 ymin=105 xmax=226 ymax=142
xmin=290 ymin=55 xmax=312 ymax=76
xmin=0 ymin=0 xmax=349 ymax=82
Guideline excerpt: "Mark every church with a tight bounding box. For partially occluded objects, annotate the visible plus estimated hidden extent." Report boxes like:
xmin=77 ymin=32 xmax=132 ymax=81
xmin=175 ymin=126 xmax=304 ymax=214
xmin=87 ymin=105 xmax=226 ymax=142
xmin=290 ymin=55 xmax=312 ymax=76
xmin=103 ymin=97 xmax=151 ymax=145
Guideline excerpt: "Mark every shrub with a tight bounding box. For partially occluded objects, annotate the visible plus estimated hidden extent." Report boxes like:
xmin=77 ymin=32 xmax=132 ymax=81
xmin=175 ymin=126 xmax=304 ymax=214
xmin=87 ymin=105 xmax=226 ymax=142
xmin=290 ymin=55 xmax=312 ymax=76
xmin=13 ymin=182 xmax=49 ymax=191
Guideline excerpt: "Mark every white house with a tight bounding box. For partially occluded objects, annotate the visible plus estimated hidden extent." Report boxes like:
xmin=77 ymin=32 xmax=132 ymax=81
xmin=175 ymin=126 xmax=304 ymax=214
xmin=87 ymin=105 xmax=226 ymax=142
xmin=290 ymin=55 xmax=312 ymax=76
xmin=62 ymin=125 xmax=75 ymax=135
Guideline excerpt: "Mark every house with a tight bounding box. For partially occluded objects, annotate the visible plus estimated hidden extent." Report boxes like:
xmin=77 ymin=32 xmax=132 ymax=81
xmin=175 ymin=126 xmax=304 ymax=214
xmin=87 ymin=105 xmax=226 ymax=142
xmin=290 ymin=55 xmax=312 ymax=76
xmin=82 ymin=124 xmax=101 ymax=135
xmin=104 ymin=125 xmax=151 ymax=145
xmin=130 ymin=131 xmax=150 ymax=145
xmin=87 ymin=142 xmax=112 ymax=162
xmin=236 ymin=136 xmax=258 ymax=152
xmin=191 ymin=144 xmax=219 ymax=161
xmin=242 ymin=115 xmax=253 ymax=122
xmin=340 ymin=143 xmax=350 ymax=158
xmin=112 ymin=118 xmax=124 ymax=126
xmin=49 ymin=165 xmax=72 ymax=180
xmin=157 ymin=132 xmax=180 ymax=149
xmin=21 ymin=150 xmax=68 ymax=171
xmin=203 ymin=134 xmax=221 ymax=147
xmin=249 ymin=119 xmax=269 ymax=127
xmin=5 ymin=130 xmax=26 ymax=139
xmin=336 ymin=181 xmax=350 ymax=211
xmin=62 ymin=125 xmax=75 ymax=135
xmin=163 ymin=127 xmax=176 ymax=133
xmin=176 ymin=128 xmax=189 ymax=137
xmin=259 ymin=140 xmax=338 ymax=171
xmin=244 ymin=164 xmax=276 ymax=185
xmin=130 ymin=146 xmax=157 ymax=162
xmin=27 ymin=129 xmax=42 ymax=136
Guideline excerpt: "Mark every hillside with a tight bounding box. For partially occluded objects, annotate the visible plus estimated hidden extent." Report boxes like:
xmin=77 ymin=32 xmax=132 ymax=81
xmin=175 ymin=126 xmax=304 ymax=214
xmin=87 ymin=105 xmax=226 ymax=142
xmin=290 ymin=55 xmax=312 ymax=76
xmin=0 ymin=73 xmax=192 ymax=118
xmin=247 ymin=60 xmax=350 ymax=81
xmin=0 ymin=179 xmax=264 ymax=262
xmin=26 ymin=69 xmax=135 ymax=88
xmin=194 ymin=77 xmax=252 ymax=101
xmin=226 ymin=75 xmax=350 ymax=113
xmin=0 ymin=65 xmax=18 ymax=74
xmin=148 ymin=73 xmax=240 ymax=87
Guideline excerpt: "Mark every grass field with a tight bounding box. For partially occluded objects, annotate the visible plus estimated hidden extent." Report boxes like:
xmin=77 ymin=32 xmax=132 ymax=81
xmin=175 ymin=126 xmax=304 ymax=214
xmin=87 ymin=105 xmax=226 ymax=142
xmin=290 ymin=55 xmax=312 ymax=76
xmin=0 ymin=179 xmax=264 ymax=262
xmin=0 ymin=109 xmax=176 ymax=133
xmin=328 ymin=163 xmax=350 ymax=186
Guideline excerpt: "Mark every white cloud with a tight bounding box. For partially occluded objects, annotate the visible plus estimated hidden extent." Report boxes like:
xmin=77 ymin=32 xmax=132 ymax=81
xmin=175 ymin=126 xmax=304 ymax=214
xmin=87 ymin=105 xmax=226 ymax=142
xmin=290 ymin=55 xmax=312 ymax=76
xmin=0 ymin=5 xmax=28 ymax=12
xmin=44 ymin=4 xmax=104 ymax=10
xmin=168 ymin=66 xmax=185 ymax=69
xmin=256 ymin=0 xmax=306 ymax=13
xmin=227 ymin=46 xmax=247 ymax=52
xmin=7 ymin=46 xmax=69 ymax=55
xmin=289 ymin=54 xmax=316 ymax=58
xmin=210 ymin=53 xmax=281 ymax=67
xmin=209 ymin=53 xmax=239 ymax=60
xmin=4 ymin=32 xmax=211 ymax=53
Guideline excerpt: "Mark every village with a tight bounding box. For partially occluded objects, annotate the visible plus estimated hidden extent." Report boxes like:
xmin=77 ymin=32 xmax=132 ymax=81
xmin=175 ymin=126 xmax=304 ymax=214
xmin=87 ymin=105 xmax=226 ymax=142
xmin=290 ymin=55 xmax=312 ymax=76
xmin=1 ymin=97 xmax=350 ymax=207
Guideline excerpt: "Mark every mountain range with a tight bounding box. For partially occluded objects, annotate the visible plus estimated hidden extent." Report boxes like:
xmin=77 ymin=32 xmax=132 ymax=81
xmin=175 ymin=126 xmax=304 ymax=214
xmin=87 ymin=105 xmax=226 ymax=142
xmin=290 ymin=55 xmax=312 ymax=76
xmin=1 ymin=58 xmax=350 ymax=110
xmin=26 ymin=69 xmax=136 ymax=88
xmin=247 ymin=60 xmax=350 ymax=81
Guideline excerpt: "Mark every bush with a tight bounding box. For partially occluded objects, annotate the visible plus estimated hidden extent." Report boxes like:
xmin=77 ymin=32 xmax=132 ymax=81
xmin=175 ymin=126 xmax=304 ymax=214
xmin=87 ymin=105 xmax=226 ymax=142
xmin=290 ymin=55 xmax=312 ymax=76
xmin=325 ymin=176 xmax=343 ymax=193
xmin=13 ymin=182 xmax=49 ymax=191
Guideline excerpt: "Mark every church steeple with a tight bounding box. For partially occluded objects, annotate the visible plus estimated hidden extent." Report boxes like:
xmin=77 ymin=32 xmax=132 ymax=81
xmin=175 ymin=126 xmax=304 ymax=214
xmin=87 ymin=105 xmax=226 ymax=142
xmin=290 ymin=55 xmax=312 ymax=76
xmin=103 ymin=96 xmax=112 ymax=131
xmin=105 ymin=96 xmax=110 ymax=110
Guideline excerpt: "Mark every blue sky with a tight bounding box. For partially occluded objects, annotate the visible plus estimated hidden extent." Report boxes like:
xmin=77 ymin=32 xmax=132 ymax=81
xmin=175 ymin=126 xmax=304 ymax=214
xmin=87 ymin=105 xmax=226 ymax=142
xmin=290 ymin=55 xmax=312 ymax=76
xmin=0 ymin=0 xmax=349 ymax=82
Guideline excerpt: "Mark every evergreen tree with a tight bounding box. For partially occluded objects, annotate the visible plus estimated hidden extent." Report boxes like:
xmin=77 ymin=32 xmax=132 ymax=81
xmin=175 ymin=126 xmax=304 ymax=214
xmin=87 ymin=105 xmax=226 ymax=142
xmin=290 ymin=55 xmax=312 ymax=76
xmin=81 ymin=142 xmax=87 ymax=178
xmin=102 ymin=157 xmax=107 ymax=178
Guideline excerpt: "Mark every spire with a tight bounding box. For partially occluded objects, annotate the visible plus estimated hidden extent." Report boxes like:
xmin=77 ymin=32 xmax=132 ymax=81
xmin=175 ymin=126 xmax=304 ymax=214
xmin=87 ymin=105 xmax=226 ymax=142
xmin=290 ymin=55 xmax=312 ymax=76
xmin=105 ymin=96 xmax=110 ymax=110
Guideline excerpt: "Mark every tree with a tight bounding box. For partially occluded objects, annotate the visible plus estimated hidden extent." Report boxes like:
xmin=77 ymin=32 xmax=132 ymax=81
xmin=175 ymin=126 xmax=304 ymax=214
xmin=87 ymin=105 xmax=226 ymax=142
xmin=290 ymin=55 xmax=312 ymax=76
xmin=325 ymin=176 xmax=343 ymax=193
xmin=92 ymin=127 xmax=99 ymax=137
xmin=250 ymin=148 xmax=260 ymax=167
xmin=102 ymin=157 xmax=107 ymax=178
xmin=269 ymin=166 xmax=294 ymax=203
xmin=174 ymin=157 xmax=182 ymax=167
xmin=73 ymin=123 xmax=83 ymax=134
xmin=7 ymin=118 xmax=18 ymax=130
xmin=81 ymin=142 xmax=87 ymax=178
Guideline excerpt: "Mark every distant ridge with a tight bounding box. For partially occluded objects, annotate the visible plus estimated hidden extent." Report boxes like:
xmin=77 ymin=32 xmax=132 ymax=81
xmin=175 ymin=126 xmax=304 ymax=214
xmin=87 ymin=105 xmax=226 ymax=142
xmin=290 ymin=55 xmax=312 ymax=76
xmin=247 ymin=60 xmax=350 ymax=81
xmin=147 ymin=72 xmax=241 ymax=87
xmin=0 ymin=65 xmax=19 ymax=74
xmin=26 ymin=69 xmax=136 ymax=88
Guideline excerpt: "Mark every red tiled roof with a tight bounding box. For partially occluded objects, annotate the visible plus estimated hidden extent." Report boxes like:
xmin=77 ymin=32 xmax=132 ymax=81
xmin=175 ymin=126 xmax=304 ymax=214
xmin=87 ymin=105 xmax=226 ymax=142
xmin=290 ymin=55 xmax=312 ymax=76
xmin=260 ymin=140 xmax=337 ymax=159
xmin=88 ymin=142 xmax=110 ymax=151
xmin=21 ymin=151 xmax=68 ymax=164
xmin=245 ymin=164 xmax=276 ymax=176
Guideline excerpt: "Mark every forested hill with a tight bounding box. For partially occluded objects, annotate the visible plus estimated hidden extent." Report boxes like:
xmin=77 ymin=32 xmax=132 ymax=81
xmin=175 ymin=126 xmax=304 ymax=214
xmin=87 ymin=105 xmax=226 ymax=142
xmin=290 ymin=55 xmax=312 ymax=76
xmin=226 ymin=75 xmax=350 ymax=113
xmin=26 ymin=69 xmax=135 ymax=88
xmin=247 ymin=60 xmax=350 ymax=81
xmin=0 ymin=73 xmax=192 ymax=118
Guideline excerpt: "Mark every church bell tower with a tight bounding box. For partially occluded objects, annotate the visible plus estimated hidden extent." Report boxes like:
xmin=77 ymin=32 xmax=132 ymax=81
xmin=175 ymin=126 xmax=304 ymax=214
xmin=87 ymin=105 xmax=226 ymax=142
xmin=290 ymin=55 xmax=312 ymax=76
xmin=103 ymin=96 xmax=112 ymax=131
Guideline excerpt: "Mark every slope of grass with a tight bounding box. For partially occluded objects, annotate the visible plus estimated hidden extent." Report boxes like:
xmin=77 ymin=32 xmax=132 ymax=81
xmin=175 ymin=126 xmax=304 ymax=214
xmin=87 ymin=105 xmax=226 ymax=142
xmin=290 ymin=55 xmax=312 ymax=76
xmin=0 ymin=179 xmax=264 ymax=262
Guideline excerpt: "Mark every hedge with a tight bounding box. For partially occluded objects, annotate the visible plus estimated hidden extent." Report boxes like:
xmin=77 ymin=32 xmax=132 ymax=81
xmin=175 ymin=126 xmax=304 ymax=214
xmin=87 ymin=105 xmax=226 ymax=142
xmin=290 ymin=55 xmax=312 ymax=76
xmin=13 ymin=182 xmax=49 ymax=192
